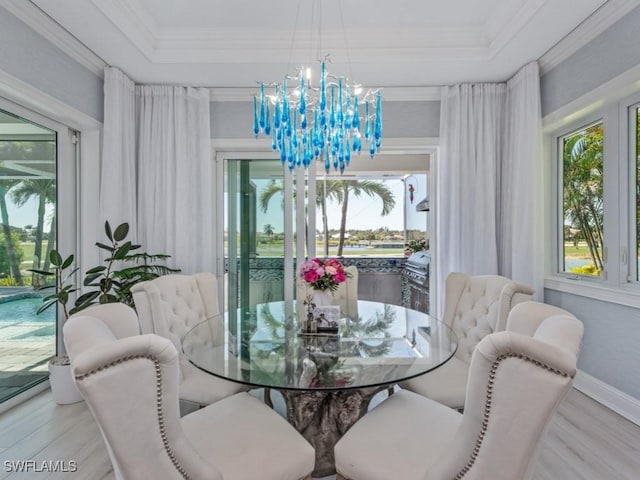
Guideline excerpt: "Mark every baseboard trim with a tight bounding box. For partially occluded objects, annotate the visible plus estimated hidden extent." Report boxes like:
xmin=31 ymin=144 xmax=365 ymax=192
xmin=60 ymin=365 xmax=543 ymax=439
xmin=574 ymin=370 xmax=640 ymax=427
xmin=0 ymin=380 xmax=50 ymax=415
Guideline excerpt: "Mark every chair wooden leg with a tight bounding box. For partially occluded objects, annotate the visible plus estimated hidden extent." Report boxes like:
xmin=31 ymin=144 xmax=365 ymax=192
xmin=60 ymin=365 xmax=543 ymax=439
xmin=264 ymin=387 xmax=273 ymax=408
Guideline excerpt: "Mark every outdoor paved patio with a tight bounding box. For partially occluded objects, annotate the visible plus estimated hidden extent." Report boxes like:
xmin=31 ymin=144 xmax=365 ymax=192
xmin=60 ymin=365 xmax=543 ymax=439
xmin=0 ymin=289 xmax=54 ymax=400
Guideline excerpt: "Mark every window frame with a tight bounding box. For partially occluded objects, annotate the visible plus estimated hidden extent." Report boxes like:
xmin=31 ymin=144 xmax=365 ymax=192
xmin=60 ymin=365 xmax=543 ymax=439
xmin=548 ymin=89 xmax=640 ymax=299
xmin=625 ymin=98 xmax=640 ymax=284
xmin=555 ymin=117 xmax=605 ymax=281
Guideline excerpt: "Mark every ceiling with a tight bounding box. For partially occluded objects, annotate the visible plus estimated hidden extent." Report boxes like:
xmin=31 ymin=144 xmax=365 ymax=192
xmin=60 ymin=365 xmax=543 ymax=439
xmin=26 ymin=0 xmax=625 ymax=95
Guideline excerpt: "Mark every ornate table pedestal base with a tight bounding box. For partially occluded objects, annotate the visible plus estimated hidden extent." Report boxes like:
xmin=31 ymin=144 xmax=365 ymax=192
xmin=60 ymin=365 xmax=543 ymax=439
xmin=280 ymin=386 xmax=388 ymax=477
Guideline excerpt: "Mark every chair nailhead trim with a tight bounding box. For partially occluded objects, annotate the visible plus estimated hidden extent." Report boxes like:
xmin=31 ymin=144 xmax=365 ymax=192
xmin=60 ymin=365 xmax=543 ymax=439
xmin=75 ymin=354 xmax=193 ymax=480
xmin=452 ymin=352 xmax=573 ymax=480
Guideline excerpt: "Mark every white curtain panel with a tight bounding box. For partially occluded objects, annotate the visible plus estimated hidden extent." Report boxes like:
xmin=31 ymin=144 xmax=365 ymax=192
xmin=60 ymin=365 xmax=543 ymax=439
xmin=436 ymin=83 xmax=505 ymax=309
xmin=135 ymin=85 xmax=213 ymax=274
xmin=500 ymin=62 xmax=543 ymax=297
xmin=100 ymin=68 xmax=213 ymax=274
xmin=436 ymin=62 xmax=543 ymax=314
xmin=100 ymin=67 xmax=137 ymax=230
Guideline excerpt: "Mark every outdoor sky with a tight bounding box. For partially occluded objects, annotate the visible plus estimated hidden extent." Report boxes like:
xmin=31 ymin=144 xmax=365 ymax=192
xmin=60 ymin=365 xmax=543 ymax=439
xmin=8 ymin=178 xmax=427 ymax=236
xmin=5 ymin=197 xmax=53 ymax=230
xmin=252 ymin=176 xmax=428 ymax=234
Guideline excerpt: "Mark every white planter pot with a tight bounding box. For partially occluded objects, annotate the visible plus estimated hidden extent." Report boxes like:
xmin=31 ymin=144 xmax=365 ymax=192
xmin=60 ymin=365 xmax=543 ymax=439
xmin=48 ymin=357 xmax=83 ymax=405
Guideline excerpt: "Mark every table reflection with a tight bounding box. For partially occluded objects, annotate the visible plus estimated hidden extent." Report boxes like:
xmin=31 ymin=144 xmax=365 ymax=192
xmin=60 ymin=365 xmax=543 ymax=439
xmin=184 ymin=300 xmax=456 ymax=391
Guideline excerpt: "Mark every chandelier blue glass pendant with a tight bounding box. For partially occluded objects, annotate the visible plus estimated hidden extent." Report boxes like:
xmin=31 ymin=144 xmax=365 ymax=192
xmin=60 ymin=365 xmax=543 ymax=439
xmin=253 ymin=61 xmax=382 ymax=173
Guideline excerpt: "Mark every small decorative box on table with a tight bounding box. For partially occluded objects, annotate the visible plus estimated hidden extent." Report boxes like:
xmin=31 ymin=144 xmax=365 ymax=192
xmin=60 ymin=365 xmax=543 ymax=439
xmin=301 ymin=300 xmax=340 ymax=335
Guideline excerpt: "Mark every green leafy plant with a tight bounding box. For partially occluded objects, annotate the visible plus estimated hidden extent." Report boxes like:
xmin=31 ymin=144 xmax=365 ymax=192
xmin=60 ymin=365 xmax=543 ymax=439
xmin=404 ymin=238 xmax=427 ymax=255
xmin=30 ymin=250 xmax=78 ymax=319
xmin=71 ymin=221 xmax=179 ymax=314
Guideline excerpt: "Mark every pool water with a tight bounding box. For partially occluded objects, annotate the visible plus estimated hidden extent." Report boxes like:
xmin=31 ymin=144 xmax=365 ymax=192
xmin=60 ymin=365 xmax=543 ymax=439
xmin=0 ymin=295 xmax=56 ymax=403
xmin=0 ymin=296 xmax=56 ymax=340
xmin=0 ymin=296 xmax=55 ymax=323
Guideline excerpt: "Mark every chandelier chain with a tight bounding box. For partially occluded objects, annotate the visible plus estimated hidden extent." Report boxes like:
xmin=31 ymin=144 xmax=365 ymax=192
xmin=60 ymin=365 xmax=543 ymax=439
xmin=286 ymin=0 xmax=304 ymax=75
xmin=253 ymin=0 xmax=383 ymax=173
xmin=337 ymin=0 xmax=354 ymax=82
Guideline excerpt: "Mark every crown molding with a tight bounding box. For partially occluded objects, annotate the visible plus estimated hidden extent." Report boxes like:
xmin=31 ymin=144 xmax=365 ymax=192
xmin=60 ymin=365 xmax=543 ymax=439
xmin=0 ymin=0 xmax=106 ymax=77
xmin=487 ymin=0 xmax=547 ymax=59
xmin=114 ymin=23 xmax=489 ymax=64
xmin=89 ymin=0 xmax=159 ymax=61
xmin=154 ymin=44 xmax=489 ymax=65
xmin=539 ymin=0 xmax=639 ymax=75
xmin=209 ymin=86 xmax=441 ymax=103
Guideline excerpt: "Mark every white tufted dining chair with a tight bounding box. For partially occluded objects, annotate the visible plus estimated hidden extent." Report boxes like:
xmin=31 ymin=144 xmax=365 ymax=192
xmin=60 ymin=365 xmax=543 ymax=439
xmin=132 ymin=273 xmax=247 ymax=409
xmin=63 ymin=304 xmax=315 ymax=480
xmin=399 ymin=272 xmax=534 ymax=410
xmin=334 ymin=301 xmax=583 ymax=480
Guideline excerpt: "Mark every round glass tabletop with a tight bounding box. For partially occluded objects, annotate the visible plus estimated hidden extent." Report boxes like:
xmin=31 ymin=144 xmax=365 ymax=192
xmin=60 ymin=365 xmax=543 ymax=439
xmin=182 ymin=300 xmax=457 ymax=391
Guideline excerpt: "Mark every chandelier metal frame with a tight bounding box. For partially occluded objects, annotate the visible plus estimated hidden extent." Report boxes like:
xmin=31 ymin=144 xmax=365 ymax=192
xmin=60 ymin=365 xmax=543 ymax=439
xmin=252 ymin=1 xmax=382 ymax=173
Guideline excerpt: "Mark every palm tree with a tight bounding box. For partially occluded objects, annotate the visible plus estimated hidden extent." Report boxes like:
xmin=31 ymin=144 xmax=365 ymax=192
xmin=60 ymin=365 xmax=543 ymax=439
xmin=259 ymin=178 xmax=396 ymax=256
xmin=0 ymin=180 xmax=23 ymax=284
xmin=563 ymin=124 xmax=603 ymax=273
xmin=263 ymin=223 xmax=275 ymax=238
xmin=11 ymin=179 xmax=56 ymax=270
xmin=331 ymin=180 xmax=395 ymax=256
xmin=43 ymin=211 xmax=56 ymax=271
xmin=316 ymin=180 xmax=344 ymax=256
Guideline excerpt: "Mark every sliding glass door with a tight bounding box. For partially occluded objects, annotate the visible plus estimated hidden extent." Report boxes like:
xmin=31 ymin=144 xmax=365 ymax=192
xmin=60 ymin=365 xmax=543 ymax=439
xmin=0 ymin=101 xmax=74 ymax=404
xmin=224 ymin=159 xmax=295 ymax=309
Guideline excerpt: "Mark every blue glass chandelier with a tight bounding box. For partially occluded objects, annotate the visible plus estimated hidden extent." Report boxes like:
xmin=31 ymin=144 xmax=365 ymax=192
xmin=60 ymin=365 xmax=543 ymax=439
xmin=253 ymin=60 xmax=382 ymax=173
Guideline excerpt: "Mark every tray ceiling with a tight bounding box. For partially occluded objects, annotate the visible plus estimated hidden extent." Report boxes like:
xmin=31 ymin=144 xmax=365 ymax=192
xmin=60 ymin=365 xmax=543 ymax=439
xmin=26 ymin=0 xmax=626 ymax=92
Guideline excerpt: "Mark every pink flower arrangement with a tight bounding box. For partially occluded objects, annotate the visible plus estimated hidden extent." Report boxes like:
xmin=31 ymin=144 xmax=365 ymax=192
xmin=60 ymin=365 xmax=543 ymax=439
xmin=299 ymin=257 xmax=350 ymax=292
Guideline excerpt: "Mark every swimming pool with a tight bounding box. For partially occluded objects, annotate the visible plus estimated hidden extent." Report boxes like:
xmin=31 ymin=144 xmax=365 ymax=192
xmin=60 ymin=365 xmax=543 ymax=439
xmin=0 ymin=294 xmax=56 ymax=404
xmin=0 ymin=295 xmax=56 ymax=340
xmin=0 ymin=295 xmax=54 ymax=321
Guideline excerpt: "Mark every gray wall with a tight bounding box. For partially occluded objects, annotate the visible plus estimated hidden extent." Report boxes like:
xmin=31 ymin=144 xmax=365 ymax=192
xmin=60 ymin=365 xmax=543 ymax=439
xmin=540 ymin=5 xmax=640 ymax=117
xmin=0 ymin=6 xmax=104 ymax=122
xmin=211 ymin=100 xmax=441 ymax=139
xmin=544 ymin=290 xmax=640 ymax=399
xmin=541 ymin=6 xmax=640 ymax=400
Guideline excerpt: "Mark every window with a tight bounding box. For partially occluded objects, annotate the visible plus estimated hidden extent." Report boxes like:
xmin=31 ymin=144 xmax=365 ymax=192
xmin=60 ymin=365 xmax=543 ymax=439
xmin=314 ymin=174 xmax=428 ymax=257
xmin=552 ymin=90 xmax=640 ymax=293
xmin=560 ymin=121 xmax=603 ymax=277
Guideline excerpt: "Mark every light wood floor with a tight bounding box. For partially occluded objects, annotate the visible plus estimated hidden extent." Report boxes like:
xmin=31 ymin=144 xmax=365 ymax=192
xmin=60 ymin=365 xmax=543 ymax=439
xmin=0 ymin=387 xmax=639 ymax=479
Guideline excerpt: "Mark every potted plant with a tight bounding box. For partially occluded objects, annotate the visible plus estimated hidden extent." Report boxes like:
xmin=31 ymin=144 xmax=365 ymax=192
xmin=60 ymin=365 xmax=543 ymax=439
xmin=70 ymin=221 xmax=180 ymax=313
xmin=404 ymin=238 xmax=427 ymax=256
xmin=31 ymin=220 xmax=180 ymax=404
xmin=30 ymin=250 xmax=84 ymax=405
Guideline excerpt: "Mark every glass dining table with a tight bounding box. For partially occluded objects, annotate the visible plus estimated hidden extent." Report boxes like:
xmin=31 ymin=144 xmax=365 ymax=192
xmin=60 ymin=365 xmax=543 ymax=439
xmin=182 ymin=300 xmax=457 ymax=477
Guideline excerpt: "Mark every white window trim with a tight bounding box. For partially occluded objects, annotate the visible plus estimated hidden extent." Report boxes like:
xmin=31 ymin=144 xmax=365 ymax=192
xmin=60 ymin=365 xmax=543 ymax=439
xmin=0 ymin=69 xmax=102 ymax=353
xmin=552 ymin=115 xmax=606 ymax=283
xmin=544 ymin=66 xmax=640 ymax=304
xmin=623 ymin=95 xmax=640 ymax=284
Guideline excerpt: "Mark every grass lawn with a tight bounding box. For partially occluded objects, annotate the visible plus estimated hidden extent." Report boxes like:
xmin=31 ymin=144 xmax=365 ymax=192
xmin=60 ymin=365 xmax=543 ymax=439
xmin=19 ymin=241 xmax=49 ymax=268
xmin=563 ymin=242 xmax=598 ymax=259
